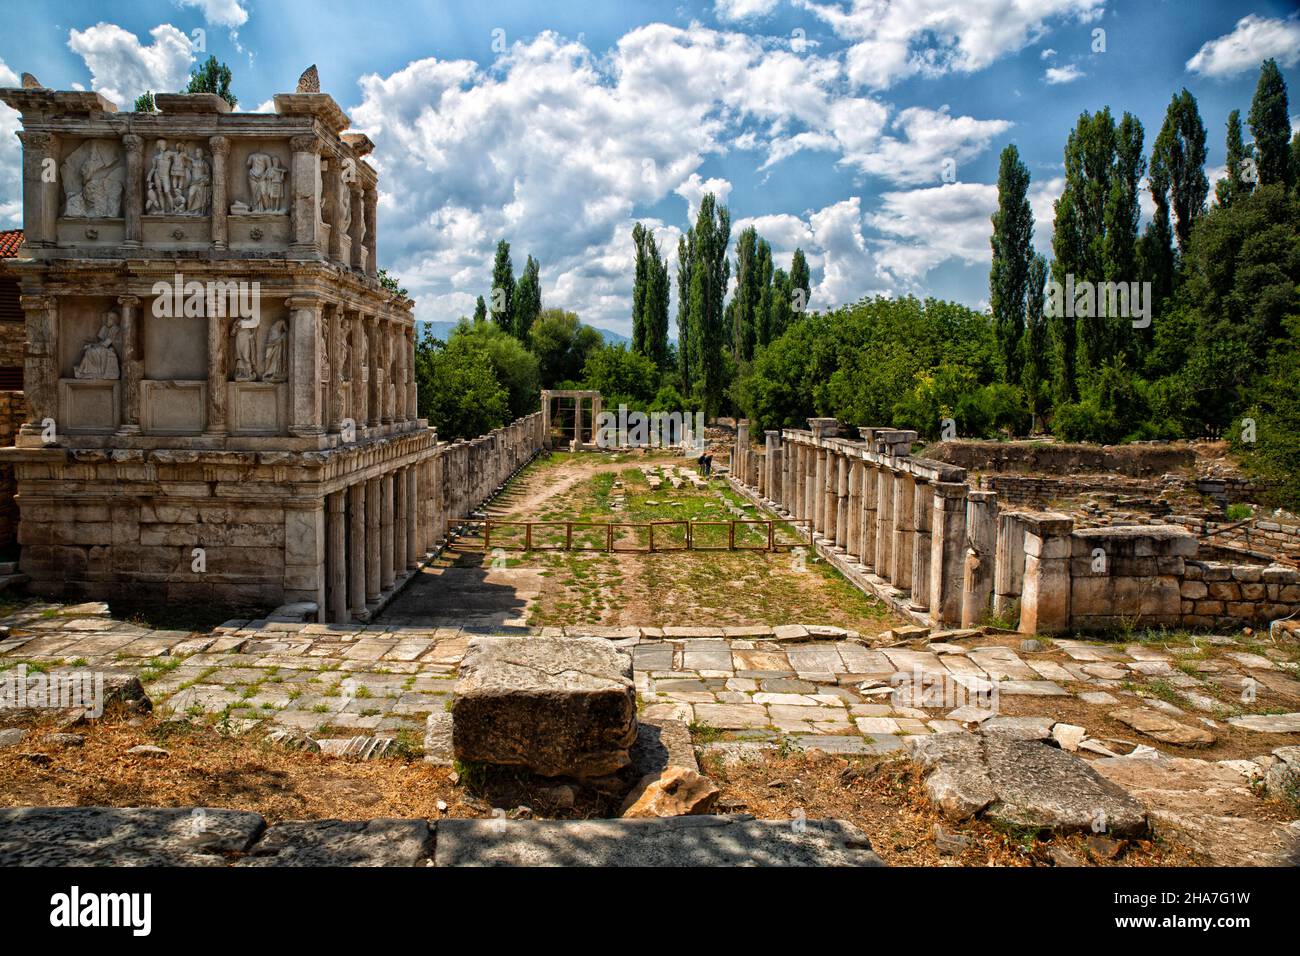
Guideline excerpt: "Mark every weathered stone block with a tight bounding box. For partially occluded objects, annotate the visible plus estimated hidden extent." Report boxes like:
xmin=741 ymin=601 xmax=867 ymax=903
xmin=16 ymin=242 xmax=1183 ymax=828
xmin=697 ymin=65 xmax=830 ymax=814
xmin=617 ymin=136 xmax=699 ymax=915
xmin=452 ymin=636 xmax=637 ymax=777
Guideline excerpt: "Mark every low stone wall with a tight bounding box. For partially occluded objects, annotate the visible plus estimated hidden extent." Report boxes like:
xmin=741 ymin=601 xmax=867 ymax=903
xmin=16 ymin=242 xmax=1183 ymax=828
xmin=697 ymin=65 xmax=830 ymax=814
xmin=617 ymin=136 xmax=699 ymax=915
xmin=1175 ymin=515 xmax=1300 ymax=566
xmin=922 ymin=439 xmax=1196 ymax=477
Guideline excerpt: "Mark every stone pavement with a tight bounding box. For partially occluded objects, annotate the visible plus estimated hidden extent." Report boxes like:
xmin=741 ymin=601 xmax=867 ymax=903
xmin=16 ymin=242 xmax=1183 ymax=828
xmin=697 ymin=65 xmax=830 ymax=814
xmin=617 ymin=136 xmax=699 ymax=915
xmin=3 ymin=601 xmax=1299 ymax=765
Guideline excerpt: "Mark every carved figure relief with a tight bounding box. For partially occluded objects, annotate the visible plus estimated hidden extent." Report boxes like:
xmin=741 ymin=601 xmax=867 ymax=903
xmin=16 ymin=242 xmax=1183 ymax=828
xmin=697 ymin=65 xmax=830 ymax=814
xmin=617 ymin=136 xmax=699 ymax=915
xmin=61 ymin=140 xmax=125 ymax=218
xmin=340 ymin=330 xmax=351 ymax=382
xmin=73 ymin=311 xmax=121 ymax=380
xmin=337 ymin=185 xmax=352 ymax=235
xmin=261 ymin=319 xmax=288 ymax=382
xmin=236 ymin=153 xmax=288 ymax=214
xmin=145 ymin=139 xmax=211 ymax=216
xmin=230 ymin=318 xmax=257 ymax=381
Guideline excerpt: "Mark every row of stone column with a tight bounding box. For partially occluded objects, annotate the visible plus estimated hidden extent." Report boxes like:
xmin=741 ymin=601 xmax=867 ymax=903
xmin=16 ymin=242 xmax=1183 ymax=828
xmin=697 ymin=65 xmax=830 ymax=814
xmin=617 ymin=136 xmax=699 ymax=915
xmin=738 ymin=420 xmax=1005 ymax=628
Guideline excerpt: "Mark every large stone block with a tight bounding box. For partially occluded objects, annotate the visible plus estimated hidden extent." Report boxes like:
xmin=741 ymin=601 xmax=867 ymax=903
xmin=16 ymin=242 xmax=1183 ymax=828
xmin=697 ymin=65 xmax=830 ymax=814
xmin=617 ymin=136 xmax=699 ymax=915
xmin=452 ymin=636 xmax=637 ymax=777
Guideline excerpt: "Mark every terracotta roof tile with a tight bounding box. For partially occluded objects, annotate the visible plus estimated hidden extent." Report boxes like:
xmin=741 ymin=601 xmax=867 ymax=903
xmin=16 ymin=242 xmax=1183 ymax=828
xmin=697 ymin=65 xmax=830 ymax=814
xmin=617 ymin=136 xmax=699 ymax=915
xmin=0 ymin=230 xmax=22 ymax=258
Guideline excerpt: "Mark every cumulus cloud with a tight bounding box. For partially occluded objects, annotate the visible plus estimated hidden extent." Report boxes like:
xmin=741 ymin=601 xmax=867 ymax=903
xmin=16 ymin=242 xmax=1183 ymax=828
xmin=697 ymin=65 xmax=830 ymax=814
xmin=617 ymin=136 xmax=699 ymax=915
xmin=172 ymin=0 xmax=250 ymax=29
xmin=347 ymin=24 xmax=1009 ymax=329
xmin=1044 ymin=64 xmax=1083 ymax=84
xmin=866 ymin=182 xmax=996 ymax=285
xmin=715 ymin=0 xmax=781 ymax=22
xmin=794 ymin=0 xmax=1106 ymax=89
xmin=1186 ymin=14 xmax=1300 ymax=77
xmin=0 ymin=58 xmax=20 ymax=225
xmin=66 ymin=22 xmax=195 ymax=109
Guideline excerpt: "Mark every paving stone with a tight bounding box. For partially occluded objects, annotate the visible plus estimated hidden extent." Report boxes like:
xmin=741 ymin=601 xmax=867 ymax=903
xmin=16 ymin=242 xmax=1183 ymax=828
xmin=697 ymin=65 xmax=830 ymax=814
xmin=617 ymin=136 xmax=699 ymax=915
xmin=785 ymin=645 xmax=846 ymax=675
xmin=855 ymin=717 xmax=900 ymax=734
xmin=994 ymin=680 xmax=1070 ymax=697
xmin=693 ymin=702 xmax=770 ymax=730
xmin=1077 ymin=690 xmax=1120 ymax=705
xmin=434 ymin=816 xmax=884 ymax=866
xmin=0 ymin=807 xmax=265 ymax=865
xmin=681 ymin=641 xmax=733 ymax=671
xmin=1111 ymin=706 xmax=1217 ymax=747
xmin=1228 ymin=713 xmax=1300 ymax=733
xmin=980 ymin=716 xmax=1055 ymax=739
xmin=238 ymin=818 xmax=433 ymax=866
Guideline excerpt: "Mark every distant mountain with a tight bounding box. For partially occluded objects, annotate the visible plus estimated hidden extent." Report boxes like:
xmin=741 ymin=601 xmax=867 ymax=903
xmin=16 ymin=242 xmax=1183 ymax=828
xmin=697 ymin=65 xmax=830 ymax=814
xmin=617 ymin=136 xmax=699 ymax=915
xmin=417 ymin=319 xmax=629 ymax=346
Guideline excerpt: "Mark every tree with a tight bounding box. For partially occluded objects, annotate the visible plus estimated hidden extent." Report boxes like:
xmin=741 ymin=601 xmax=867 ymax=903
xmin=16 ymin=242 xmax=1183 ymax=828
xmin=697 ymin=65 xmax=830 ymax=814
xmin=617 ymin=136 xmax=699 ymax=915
xmin=377 ymin=269 xmax=407 ymax=297
xmin=731 ymin=227 xmax=759 ymax=361
xmin=767 ymin=267 xmax=792 ymax=345
xmin=414 ymin=331 xmax=509 ymax=439
xmin=1102 ymin=112 xmax=1145 ymax=365
xmin=989 ymin=144 xmax=1034 ymax=386
xmin=754 ymin=239 xmax=774 ymax=349
xmin=1291 ymin=130 xmax=1300 ymax=190
xmin=631 ymin=224 xmax=670 ymax=367
xmin=490 ymin=240 xmax=515 ymax=334
xmin=513 ymin=255 xmax=541 ymax=340
xmin=1152 ymin=89 xmax=1208 ymax=255
xmin=789 ymin=249 xmax=810 ymax=318
xmin=1215 ymin=110 xmax=1254 ymax=208
xmin=631 ymin=222 xmax=651 ymax=356
xmin=133 ymin=91 xmax=156 ymax=112
xmin=473 ymin=295 xmax=488 ymax=324
xmin=528 ymin=308 xmax=604 ymax=386
xmin=685 ymin=193 xmax=730 ymax=415
xmin=1021 ymin=253 xmax=1051 ymax=428
xmin=1247 ymin=58 xmax=1293 ymax=190
xmin=446 ymin=319 xmax=540 ymax=419
xmin=676 ymin=231 xmax=695 ymax=395
xmin=185 ymin=55 xmax=237 ymax=108
xmin=581 ymin=344 xmax=659 ymax=409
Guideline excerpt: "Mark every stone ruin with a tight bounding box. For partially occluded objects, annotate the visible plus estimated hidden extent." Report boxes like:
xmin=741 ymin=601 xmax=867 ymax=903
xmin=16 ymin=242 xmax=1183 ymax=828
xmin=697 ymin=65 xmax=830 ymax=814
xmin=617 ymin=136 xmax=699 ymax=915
xmin=729 ymin=419 xmax=1300 ymax=635
xmin=0 ymin=76 xmax=545 ymax=621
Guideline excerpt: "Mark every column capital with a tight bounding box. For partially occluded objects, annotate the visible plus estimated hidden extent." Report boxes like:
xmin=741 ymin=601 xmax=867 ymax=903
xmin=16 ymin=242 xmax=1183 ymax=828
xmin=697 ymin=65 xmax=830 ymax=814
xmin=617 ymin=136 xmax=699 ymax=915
xmin=285 ymin=295 xmax=325 ymax=313
xmin=17 ymin=130 xmax=54 ymax=151
xmin=208 ymin=134 xmax=231 ymax=155
xmin=19 ymin=293 xmax=54 ymax=311
xmin=121 ymin=133 xmax=143 ymax=153
xmin=116 ymin=294 xmax=140 ymax=308
xmin=290 ymin=134 xmax=323 ymax=154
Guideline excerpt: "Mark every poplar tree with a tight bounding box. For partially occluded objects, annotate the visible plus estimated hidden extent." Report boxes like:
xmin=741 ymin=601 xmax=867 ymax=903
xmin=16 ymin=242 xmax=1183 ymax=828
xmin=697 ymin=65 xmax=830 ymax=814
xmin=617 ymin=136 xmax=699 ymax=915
xmin=1215 ymin=110 xmax=1254 ymax=208
xmin=989 ymin=144 xmax=1034 ymax=385
xmin=1021 ymin=253 xmax=1050 ymax=428
xmin=513 ymin=255 xmax=541 ymax=340
xmin=1248 ymin=58 xmax=1293 ymax=190
xmin=1152 ymin=89 xmax=1208 ymax=255
xmin=789 ymin=249 xmax=810 ymax=318
xmin=490 ymin=240 xmax=515 ymax=334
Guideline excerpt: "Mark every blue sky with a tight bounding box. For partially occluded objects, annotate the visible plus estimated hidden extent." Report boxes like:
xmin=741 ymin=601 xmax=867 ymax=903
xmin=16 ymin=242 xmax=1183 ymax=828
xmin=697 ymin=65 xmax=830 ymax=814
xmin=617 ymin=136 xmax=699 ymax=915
xmin=2 ymin=0 xmax=1298 ymax=335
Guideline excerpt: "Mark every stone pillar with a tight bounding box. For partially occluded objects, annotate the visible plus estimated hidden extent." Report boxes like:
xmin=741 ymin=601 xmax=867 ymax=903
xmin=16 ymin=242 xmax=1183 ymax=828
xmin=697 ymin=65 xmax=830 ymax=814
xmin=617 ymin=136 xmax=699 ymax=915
xmin=891 ymin=471 xmax=916 ymax=593
xmin=17 ymin=132 xmax=57 ymax=249
xmin=209 ymin=135 xmax=230 ymax=251
xmin=846 ymin=459 xmax=863 ymax=559
xmin=780 ymin=436 xmax=791 ymax=512
xmin=116 ymin=295 xmax=141 ymax=435
xmin=394 ymin=466 xmax=407 ymax=582
xmin=205 ymin=309 xmax=230 ymax=437
xmin=823 ymin=450 xmax=839 ymax=543
xmin=289 ymin=134 xmax=323 ymax=256
xmin=324 ymin=155 xmax=345 ymax=263
xmin=328 ymin=304 xmax=345 ymax=433
xmin=366 ymin=315 xmax=381 ymax=428
xmin=1018 ymin=514 xmax=1075 ymax=635
xmin=961 ymin=491 xmax=999 ymax=628
xmin=765 ymin=431 xmax=780 ymax=503
xmin=911 ymin=479 xmax=934 ymax=611
xmin=380 ymin=471 xmax=395 ymax=589
xmin=405 ymin=325 xmax=417 ymax=422
xmin=573 ymin=396 xmax=583 ymax=448
xmin=381 ymin=320 xmax=395 ymax=424
xmin=929 ymin=482 xmax=969 ymax=626
xmin=284 ymin=505 xmax=327 ymax=623
xmin=327 ymin=491 xmax=348 ymax=623
xmin=19 ymin=294 xmax=56 ymax=438
xmin=406 ymin=463 xmax=420 ymax=569
xmin=833 ymin=453 xmax=848 ymax=549
xmin=349 ymin=311 xmax=365 ymax=435
xmin=859 ymin=462 xmax=878 ymax=568
xmin=348 ymin=482 xmax=367 ymax=617
xmin=808 ymin=447 xmax=821 ymax=533
xmin=363 ymin=186 xmax=378 ymax=278
xmin=875 ymin=466 xmax=895 ymax=581
xmin=285 ymin=296 xmax=324 ymax=437
xmin=365 ymin=477 xmax=382 ymax=602
xmin=122 ymin=134 xmax=143 ymax=248
xmin=994 ymin=512 xmax=1029 ymax=618
xmin=541 ymin=393 xmax=552 ymax=449
xmin=349 ymin=179 xmax=366 ymax=270
xmin=736 ymin=420 xmax=750 ymax=485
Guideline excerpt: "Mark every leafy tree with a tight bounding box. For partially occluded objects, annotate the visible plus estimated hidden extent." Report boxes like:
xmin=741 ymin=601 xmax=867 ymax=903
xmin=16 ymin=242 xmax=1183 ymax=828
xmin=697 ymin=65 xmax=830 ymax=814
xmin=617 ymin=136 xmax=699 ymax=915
xmin=513 ymin=254 xmax=541 ymax=340
xmin=767 ymin=267 xmax=792 ymax=345
xmin=1237 ymin=313 xmax=1300 ymax=510
xmin=1247 ymin=58 xmax=1293 ymax=190
xmin=675 ymin=231 xmax=695 ymax=394
xmin=414 ymin=331 xmax=509 ymax=439
xmin=684 ymin=193 xmax=730 ymax=415
xmin=133 ymin=91 xmax=156 ymax=112
xmin=185 ymin=55 xmax=238 ymax=108
xmin=731 ymin=227 xmax=760 ymax=360
xmin=631 ymin=223 xmax=670 ymax=367
xmin=1215 ymin=110 xmax=1254 ymax=208
xmin=789 ymin=248 xmax=810 ymax=318
xmin=446 ymin=319 xmax=540 ymax=419
xmin=989 ymin=144 xmax=1034 ymax=386
xmin=528 ymin=308 xmax=603 ymax=386
xmin=490 ymin=240 xmax=515 ymax=334
xmin=1152 ymin=89 xmax=1208 ymax=254
xmin=581 ymin=344 xmax=659 ymax=410
xmin=473 ymin=295 xmax=488 ymax=324
xmin=377 ymin=269 xmax=407 ymax=297
xmin=1021 ymin=253 xmax=1051 ymax=428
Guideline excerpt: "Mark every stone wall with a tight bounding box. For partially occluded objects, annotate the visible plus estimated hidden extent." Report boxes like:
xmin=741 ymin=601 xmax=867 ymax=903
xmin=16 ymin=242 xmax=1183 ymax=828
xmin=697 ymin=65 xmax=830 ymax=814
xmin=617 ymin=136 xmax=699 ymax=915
xmin=729 ymin=421 xmax=1300 ymax=636
xmin=0 ymin=390 xmax=26 ymax=550
xmin=923 ymin=439 xmax=1195 ymax=477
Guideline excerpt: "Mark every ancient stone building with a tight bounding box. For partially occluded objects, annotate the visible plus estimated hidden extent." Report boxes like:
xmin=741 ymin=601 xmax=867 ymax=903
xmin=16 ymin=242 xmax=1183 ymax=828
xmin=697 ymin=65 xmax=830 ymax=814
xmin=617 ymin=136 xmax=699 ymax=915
xmin=0 ymin=74 xmax=507 ymax=619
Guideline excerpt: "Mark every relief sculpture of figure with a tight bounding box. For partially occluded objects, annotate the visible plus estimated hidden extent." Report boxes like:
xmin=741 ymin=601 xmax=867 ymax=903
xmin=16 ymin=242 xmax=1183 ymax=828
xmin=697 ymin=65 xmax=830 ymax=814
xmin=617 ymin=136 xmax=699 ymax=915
xmin=62 ymin=140 xmax=125 ymax=218
xmin=185 ymin=146 xmax=211 ymax=216
xmin=73 ymin=310 xmax=121 ymax=380
xmin=340 ymin=331 xmax=351 ymax=382
xmin=145 ymin=139 xmax=171 ymax=214
xmin=230 ymin=318 xmax=257 ymax=381
xmin=261 ymin=319 xmax=288 ymax=382
xmin=247 ymin=153 xmax=288 ymax=213
xmin=169 ymin=147 xmax=190 ymax=213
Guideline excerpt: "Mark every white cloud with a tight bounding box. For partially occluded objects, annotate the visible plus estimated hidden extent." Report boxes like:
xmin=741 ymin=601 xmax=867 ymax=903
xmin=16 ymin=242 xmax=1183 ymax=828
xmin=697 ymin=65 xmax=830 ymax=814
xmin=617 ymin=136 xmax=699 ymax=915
xmin=1040 ymin=47 xmax=1057 ymax=59
xmin=1186 ymin=14 xmax=1300 ymax=77
xmin=172 ymin=0 xmax=250 ymax=29
xmin=347 ymin=25 xmax=1009 ymax=328
xmin=715 ymin=0 xmax=781 ymax=22
xmin=866 ymin=182 xmax=995 ymax=285
xmin=0 ymin=58 xmax=20 ymax=225
xmin=1044 ymin=64 xmax=1083 ymax=84
xmin=66 ymin=22 xmax=195 ymax=109
xmin=794 ymin=0 xmax=1106 ymax=89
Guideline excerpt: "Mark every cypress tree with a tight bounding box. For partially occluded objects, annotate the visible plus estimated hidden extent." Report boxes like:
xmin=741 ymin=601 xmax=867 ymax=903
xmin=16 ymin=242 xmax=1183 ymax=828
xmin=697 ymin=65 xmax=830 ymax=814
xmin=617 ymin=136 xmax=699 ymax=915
xmin=490 ymin=240 xmax=515 ymax=333
xmin=1021 ymin=253 xmax=1050 ymax=429
xmin=631 ymin=222 xmax=650 ymax=356
xmin=513 ymin=255 xmax=541 ymax=340
xmin=1215 ymin=110 xmax=1254 ymax=208
xmin=732 ymin=227 xmax=759 ymax=360
xmin=789 ymin=249 xmax=810 ymax=317
xmin=473 ymin=295 xmax=487 ymax=324
xmin=676 ymin=231 xmax=695 ymax=394
xmin=989 ymin=144 xmax=1034 ymax=386
xmin=1248 ymin=58 xmax=1293 ymax=189
xmin=1153 ymin=90 xmax=1208 ymax=255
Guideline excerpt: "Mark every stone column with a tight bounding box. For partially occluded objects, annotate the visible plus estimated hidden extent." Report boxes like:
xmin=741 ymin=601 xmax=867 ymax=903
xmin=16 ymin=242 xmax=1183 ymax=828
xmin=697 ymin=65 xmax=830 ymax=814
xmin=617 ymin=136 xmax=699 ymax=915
xmin=286 ymin=297 xmax=324 ymax=437
xmin=289 ymin=134 xmax=323 ymax=256
xmin=116 ymin=295 xmax=141 ymax=435
xmin=736 ymin=420 xmax=750 ymax=485
xmin=327 ymin=491 xmax=348 ymax=623
xmin=541 ymin=393 xmax=552 ymax=449
xmin=328 ymin=304 xmax=345 ymax=433
xmin=406 ymin=464 xmax=420 ymax=569
xmin=780 ymin=436 xmax=791 ymax=512
xmin=380 ymin=320 xmax=394 ymax=424
xmin=121 ymin=134 xmax=143 ymax=248
xmin=394 ymin=466 xmax=407 ymax=582
xmin=859 ymin=462 xmax=878 ymax=569
xmin=961 ymin=491 xmax=999 ymax=628
xmin=324 ymin=155 xmax=345 ymax=263
xmin=209 ymin=135 xmax=229 ymax=251
xmin=573 ymin=396 xmax=583 ymax=448
xmin=380 ymin=471 xmax=395 ymax=589
xmin=366 ymin=315 xmax=382 ymax=429
xmin=405 ymin=325 xmax=417 ymax=422
xmin=911 ymin=479 xmax=934 ymax=611
xmin=929 ymin=482 xmax=969 ymax=626
xmin=349 ymin=179 xmax=366 ymax=270
xmin=19 ymin=294 xmax=56 ymax=439
xmin=833 ymin=454 xmax=848 ymax=549
xmin=891 ymin=471 xmax=916 ymax=593
xmin=875 ymin=466 xmax=895 ymax=581
xmin=205 ymin=308 xmax=229 ymax=437
xmin=363 ymin=186 xmax=379 ymax=278
xmin=810 ymin=447 xmax=824 ymax=533
xmin=765 ymin=431 xmax=780 ymax=503
xmin=846 ymin=459 xmax=863 ymax=560
xmin=1018 ymin=514 xmax=1075 ymax=635
xmin=365 ymin=477 xmax=381 ymax=602
xmin=994 ymin=512 xmax=1029 ymax=618
xmin=348 ymin=482 xmax=367 ymax=617
xmin=349 ymin=311 xmax=365 ymax=435
xmin=822 ymin=450 xmax=838 ymax=542
xmin=17 ymin=132 xmax=57 ymax=249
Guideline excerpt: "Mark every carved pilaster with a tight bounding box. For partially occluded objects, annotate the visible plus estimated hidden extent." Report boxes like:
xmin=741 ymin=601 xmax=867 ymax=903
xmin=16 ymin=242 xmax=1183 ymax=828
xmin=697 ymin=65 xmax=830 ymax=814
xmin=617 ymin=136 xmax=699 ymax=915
xmin=18 ymin=295 xmax=57 ymax=442
xmin=121 ymin=134 xmax=143 ymax=247
xmin=349 ymin=179 xmax=365 ymax=271
xmin=350 ymin=310 xmax=365 ymax=433
xmin=328 ymin=304 xmax=345 ymax=433
xmin=17 ymin=132 xmax=57 ymax=248
xmin=366 ymin=314 xmax=381 ymax=428
xmin=206 ymin=307 xmax=229 ymax=437
xmin=285 ymin=296 xmax=324 ymax=436
xmin=116 ymin=295 xmax=142 ymax=434
xmin=363 ymin=186 xmax=378 ymax=278
xmin=209 ymin=135 xmax=230 ymax=250
xmin=289 ymin=134 xmax=323 ymax=256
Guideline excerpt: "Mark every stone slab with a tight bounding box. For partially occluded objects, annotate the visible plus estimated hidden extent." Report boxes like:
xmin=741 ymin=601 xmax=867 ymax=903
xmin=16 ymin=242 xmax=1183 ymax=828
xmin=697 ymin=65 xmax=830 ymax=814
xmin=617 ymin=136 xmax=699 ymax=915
xmin=236 ymin=818 xmax=433 ymax=866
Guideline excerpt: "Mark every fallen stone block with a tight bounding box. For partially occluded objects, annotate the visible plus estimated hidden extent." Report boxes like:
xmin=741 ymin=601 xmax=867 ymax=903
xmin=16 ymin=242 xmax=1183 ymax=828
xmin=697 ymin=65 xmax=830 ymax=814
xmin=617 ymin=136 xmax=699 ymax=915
xmin=620 ymin=767 xmax=720 ymax=817
xmin=452 ymin=636 xmax=637 ymax=777
xmin=434 ymin=815 xmax=885 ymax=866
xmin=1110 ymin=706 xmax=1216 ymax=747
